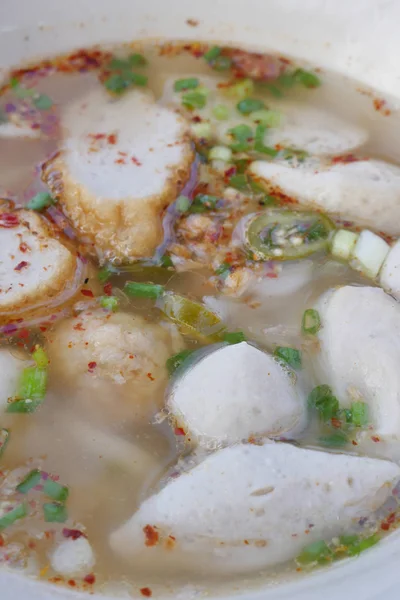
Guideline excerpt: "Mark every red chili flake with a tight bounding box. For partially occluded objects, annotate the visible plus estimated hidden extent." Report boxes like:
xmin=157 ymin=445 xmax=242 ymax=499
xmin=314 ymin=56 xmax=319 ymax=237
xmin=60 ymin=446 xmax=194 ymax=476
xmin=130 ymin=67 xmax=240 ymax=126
xmin=88 ymin=361 xmax=97 ymax=373
xmin=174 ymin=427 xmax=185 ymax=436
xmin=62 ymin=528 xmax=86 ymax=540
xmin=331 ymin=154 xmax=359 ymax=165
xmin=266 ymin=272 xmax=278 ymax=279
xmin=331 ymin=417 xmax=342 ymax=429
xmin=147 ymin=372 xmax=155 ymax=381
xmin=81 ymin=289 xmax=94 ymax=298
xmin=103 ymin=282 xmax=112 ymax=296
xmin=131 ymin=156 xmax=142 ymax=166
xmin=0 ymin=536 xmax=4 ymax=547
xmin=0 ymin=213 xmax=19 ymax=228
xmin=192 ymin=115 xmax=202 ymax=123
xmin=73 ymin=322 xmax=85 ymax=331
xmin=68 ymin=580 xmax=76 ymax=587
xmin=143 ymin=525 xmax=159 ymax=547
xmin=381 ymin=512 xmax=396 ymax=531
xmin=39 ymin=326 xmax=47 ymax=332
xmin=186 ymin=18 xmax=199 ymax=27
xmin=373 ymin=98 xmax=391 ymax=116
xmin=107 ymin=133 xmax=117 ymax=145
xmin=18 ymin=328 xmax=29 ymax=339
xmin=351 ymin=440 xmax=358 ymax=446
xmin=84 ymin=573 xmax=96 ymax=585
xmin=19 ymin=242 xmax=29 ymax=253
xmin=118 ymin=151 xmax=127 ymax=157
xmin=140 ymin=588 xmax=152 ymax=597
xmin=115 ymin=158 xmax=125 ymax=165
xmin=371 ymin=435 xmax=380 ymax=443
xmin=14 ymin=261 xmax=29 ymax=271
xmin=224 ymin=166 xmax=236 ymax=178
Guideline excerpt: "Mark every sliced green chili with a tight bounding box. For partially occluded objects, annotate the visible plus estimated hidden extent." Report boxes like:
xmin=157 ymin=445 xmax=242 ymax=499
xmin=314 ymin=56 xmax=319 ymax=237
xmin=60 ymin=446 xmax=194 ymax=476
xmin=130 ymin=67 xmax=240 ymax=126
xmin=43 ymin=479 xmax=69 ymax=503
xmin=0 ymin=502 xmax=28 ymax=530
xmin=124 ymin=282 xmax=165 ymax=299
xmin=16 ymin=469 xmax=42 ymax=494
xmin=43 ymin=502 xmax=68 ymax=523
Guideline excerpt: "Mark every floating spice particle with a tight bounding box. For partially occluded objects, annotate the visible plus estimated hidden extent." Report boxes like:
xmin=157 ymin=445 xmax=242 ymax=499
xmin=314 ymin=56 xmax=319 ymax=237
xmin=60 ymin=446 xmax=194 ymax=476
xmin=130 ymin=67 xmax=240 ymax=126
xmin=147 ymin=372 xmax=155 ymax=381
xmin=19 ymin=242 xmax=29 ymax=253
xmin=0 ymin=213 xmax=19 ymax=228
xmin=107 ymin=133 xmax=117 ymax=144
xmin=14 ymin=261 xmax=29 ymax=271
xmin=371 ymin=436 xmax=380 ymax=443
xmin=140 ymin=588 xmax=152 ymax=597
xmin=81 ymin=289 xmax=94 ymax=298
xmin=88 ymin=362 xmax=97 ymax=373
xmin=84 ymin=573 xmax=96 ymax=585
xmin=143 ymin=524 xmax=159 ymax=547
xmin=68 ymin=580 xmax=76 ymax=587
xmin=131 ymin=156 xmax=142 ymax=166
xmin=62 ymin=528 xmax=86 ymax=540
xmin=174 ymin=427 xmax=185 ymax=436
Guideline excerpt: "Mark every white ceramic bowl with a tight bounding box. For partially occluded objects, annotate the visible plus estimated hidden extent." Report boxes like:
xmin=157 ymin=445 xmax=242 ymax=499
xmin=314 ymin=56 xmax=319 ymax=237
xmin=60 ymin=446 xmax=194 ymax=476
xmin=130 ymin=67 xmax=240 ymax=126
xmin=1 ymin=0 xmax=400 ymax=598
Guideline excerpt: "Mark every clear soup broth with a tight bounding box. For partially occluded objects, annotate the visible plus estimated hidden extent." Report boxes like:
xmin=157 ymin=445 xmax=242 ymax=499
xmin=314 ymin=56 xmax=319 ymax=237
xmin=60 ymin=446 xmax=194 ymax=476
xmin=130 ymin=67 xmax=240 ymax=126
xmin=1 ymin=40 xmax=400 ymax=598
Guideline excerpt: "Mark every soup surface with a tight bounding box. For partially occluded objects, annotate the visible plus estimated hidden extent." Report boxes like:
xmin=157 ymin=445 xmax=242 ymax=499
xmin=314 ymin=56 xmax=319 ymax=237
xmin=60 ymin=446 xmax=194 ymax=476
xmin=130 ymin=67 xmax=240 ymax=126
xmin=1 ymin=40 xmax=400 ymax=598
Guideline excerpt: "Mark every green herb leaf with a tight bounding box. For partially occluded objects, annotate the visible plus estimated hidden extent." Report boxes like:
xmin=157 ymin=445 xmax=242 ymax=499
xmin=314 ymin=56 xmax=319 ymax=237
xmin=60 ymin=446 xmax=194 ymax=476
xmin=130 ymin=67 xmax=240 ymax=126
xmin=26 ymin=192 xmax=54 ymax=211
xmin=33 ymin=94 xmax=53 ymax=110
xmin=228 ymin=124 xmax=253 ymax=152
xmin=0 ymin=502 xmax=28 ymax=530
xmin=16 ymin=469 xmax=42 ymax=494
xmin=274 ymin=346 xmax=302 ymax=369
xmin=189 ymin=194 xmax=219 ymax=213
xmin=223 ymin=331 xmax=246 ymax=344
xmin=174 ymin=78 xmax=199 ymax=92
xmin=166 ymin=349 xmax=194 ymax=376
xmin=124 ymin=282 xmax=165 ymax=299
xmin=228 ymin=173 xmax=249 ymax=192
xmin=43 ymin=479 xmax=69 ymax=503
xmin=350 ymin=401 xmax=369 ymax=427
xmin=181 ymin=91 xmax=207 ymax=109
xmin=308 ymin=384 xmax=339 ymax=422
xmin=296 ymin=540 xmax=332 ymax=565
xmin=204 ymin=46 xmax=222 ymax=62
xmin=254 ymin=123 xmax=278 ymax=156
xmin=236 ymin=98 xmax=266 ymax=115
xmin=212 ymin=104 xmax=230 ymax=120
xmin=99 ymin=296 xmax=119 ymax=312
xmin=302 ymin=308 xmax=321 ymax=335
xmin=43 ymin=502 xmax=68 ymax=523
xmin=0 ymin=429 xmax=9 ymax=458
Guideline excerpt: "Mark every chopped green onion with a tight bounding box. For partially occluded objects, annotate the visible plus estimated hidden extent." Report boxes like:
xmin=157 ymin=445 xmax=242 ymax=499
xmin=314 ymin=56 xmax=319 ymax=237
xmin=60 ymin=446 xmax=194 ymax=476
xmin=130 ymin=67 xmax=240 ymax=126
xmin=259 ymin=195 xmax=278 ymax=206
xmin=344 ymin=533 xmax=379 ymax=556
xmin=6 ymin=399 xmax=43 ymax=414
xmin=338 ymin=408 xmax=353 ymax=424
xmin=228 ymin=173 xmax=250 ymax=192
xmin=203 ymin=46 xmax=222 ymax=62
xmin=104 ymin=72 xmax=148 ymax=94
xmin=127 ymin=53 xmax=147 ymax=67
xmin=254 ymin=123 xmax=278 ymax=156
xmin=319 ymin=430 xmax=349 ymax=447
xmin=282 ymin=147 xmax=309 ymax=162
xmin=228 ymin=124 xmax=253 ymax=152
xmin=294 ymin=68 xmax=321 ymax=88
xmin=223 ymin=331 xmax=246 ymax=345
xmin=175 ymin=195 xmax=191 ymax=213
xmin=274 ymin=346 xmax=302 ymax=369
xmin=224 ymin=79 xmax=254 ymax=100
xmin=159 ymin=254 xmax=174 ymax=268
xmin=215 ymin=262 xmax=231 ymax=278
xmin=190 ymin=122 xmax=212 ymax=139
xmin=189 ymin=194 xmax=219 ymax=213
xmin=43 ymin=479 xmax=69 ymax=503
xmin=212 ymin=56 xmax=232 ymax=71
xmin=236 ymin=98 xmax=266 ymax=115
xmin=98 ymin=265 xmax=117 ymax=283
xmin=18 ymin=367 xmax=47 ymax=400
xmin=296 ymin=540 xmax=332 ymax=566
xmin=250 ymin=109 xmax=282 ymax=127
xmin=16 ymin=469 xmax=42 ymax=494
xmin=209 ymin=146 xmax=232 ymax=162
xmin=124 ymin=282 xmax=165 ymax=299
xmin=33 ymin=94 xmax=53 ymax=110
xmin=32 ymin=346 xmax=49 ymax=369
xmin=351 ymin=401 xmax=369 ymax=427
xmin=43 ymin=502 xmax=68 ymax=523
xmin=0 ymin=429 xmax=10 ymax=458
xmin=308 ymin=384 xmax=339 ymax=422
xmin=0 ymin=502 xmax=28 ymax=530
xmin=277 ymin=72 xmax=297 ymax=88
xmin=262 ymin=82 xmax=284 ymax=98
xmin=182 ymin=91 xmax=207 ymax=109
xmin=174 ymin=78 xmax=199 ymax=92
xmin=26 ymin=192 xmax=54 ymax=211
xmin=302 ymin=309 xmax=321 ymax=335
xmin=166 ymin=349 xmax=194 ymax=376
xmin=212 ymin=104 xmax=230 ymax=120
xmin=99 ymin=296 xmax=119 ymax=312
